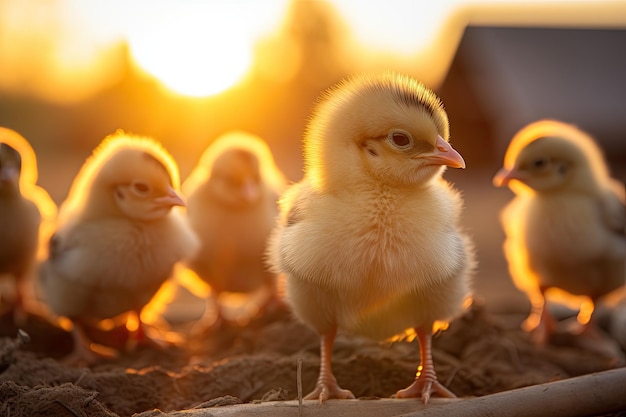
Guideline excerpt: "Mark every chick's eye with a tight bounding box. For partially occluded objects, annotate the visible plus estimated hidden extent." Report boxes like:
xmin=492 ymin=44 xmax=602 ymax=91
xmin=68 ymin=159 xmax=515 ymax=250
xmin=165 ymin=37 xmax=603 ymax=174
xmin=387 ymin=131 xmax=413 ymax=149
xmin=133 ymin=182 xmax=151 ymax=194
xmin=532 ymin=158 xmax=548 ymax=169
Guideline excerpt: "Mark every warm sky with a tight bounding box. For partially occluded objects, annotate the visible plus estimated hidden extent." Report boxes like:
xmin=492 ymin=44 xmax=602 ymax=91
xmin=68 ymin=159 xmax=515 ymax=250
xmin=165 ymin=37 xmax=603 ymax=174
xmin=0 ymin=0 xmax=622 ymax=102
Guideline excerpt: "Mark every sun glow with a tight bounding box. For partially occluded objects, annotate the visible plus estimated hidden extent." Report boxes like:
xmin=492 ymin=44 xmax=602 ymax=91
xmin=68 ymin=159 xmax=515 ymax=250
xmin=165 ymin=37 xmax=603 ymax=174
xmin=124 ymin=1 xmax=288 ymax=98
xmin=2 ymin=0 xmax=623 ymax=103
xmin=331 ymin=0 xmax=460 ymax=55
xmin=126 ymin=9 xmax=250 ymax=97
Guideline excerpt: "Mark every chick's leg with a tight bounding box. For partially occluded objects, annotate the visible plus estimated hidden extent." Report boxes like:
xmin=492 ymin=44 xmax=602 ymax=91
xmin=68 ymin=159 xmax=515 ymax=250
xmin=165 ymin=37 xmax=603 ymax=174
xmin=64 ymin=322 xmax=118 ymax=365
xmin=8 ymin=272 xmax=47 ymax=326
xmin=570 ymin=296 xmax=594 ymax=334
xmin=125 ymin=310 xmax=171 ymax=350
xmin=10 ymin=274 xmax=30 ymax=325
xmin=306 ymin=327 xmax=355 ymax=402
xmin=395 ymin=326 xmax=455 ymax=404
xmin=561 ymin=299 xmax=623 ymax=359
xmin=523 ymin=288 xmax=555 ymax=345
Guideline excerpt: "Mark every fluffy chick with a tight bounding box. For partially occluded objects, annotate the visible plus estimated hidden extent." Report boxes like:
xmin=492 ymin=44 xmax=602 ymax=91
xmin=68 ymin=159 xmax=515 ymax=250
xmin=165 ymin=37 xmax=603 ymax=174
xmin=494 ymin=120 xmax=625 ymax=345
xmin=40 ymin=132 xmax=199 ymax=363
xmin=0 ymin=127 xmax=56 ymax=322
xmin=0 ymin=140 xmax=40 ymax=318
xmin=182 ymin=131 xmax=286 ymax=330
xmin=267 ymin=73 xmax=474 ymax=404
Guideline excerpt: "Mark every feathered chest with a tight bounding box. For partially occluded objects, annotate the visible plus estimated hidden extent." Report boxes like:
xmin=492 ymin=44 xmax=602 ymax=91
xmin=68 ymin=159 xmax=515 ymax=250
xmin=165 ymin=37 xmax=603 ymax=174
xmin=522 ymin=195 xmax=610 ymax=263
xmin=53 ymin=216 xmax=186 ymax=288
xmin=195 ymin=200 xmax=275 ymax=251
xmin=0 ymin=198 xmax=40 ymax=270
xmin=280 ymin=185 xmax=466 ymax=295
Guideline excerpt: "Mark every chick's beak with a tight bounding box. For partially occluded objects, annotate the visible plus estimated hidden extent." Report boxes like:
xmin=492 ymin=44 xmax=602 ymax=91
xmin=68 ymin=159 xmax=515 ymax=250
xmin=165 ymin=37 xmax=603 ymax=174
xmin=155 ymin=186 xmax=186 ymax=207
xmin=418 ymin=136 xmax=466 ymax=169
xmin=493 ymin=168 xmax=517 ymax=187
xmin=241 ymin=179 xmax=261 ymax=203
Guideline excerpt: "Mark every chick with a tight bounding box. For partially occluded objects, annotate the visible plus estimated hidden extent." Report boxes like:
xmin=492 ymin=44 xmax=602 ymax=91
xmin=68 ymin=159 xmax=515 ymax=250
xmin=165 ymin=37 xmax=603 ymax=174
xmin=40 ymin=131 xmax=199 ymax=363
xmin=493 ymin=120 xmax=625 ymax=346
xmin=267 ymin=73 xmax=474 ymax=404
xmin=0 ymin=127 xmax=56 ymax=322
xmin=181 ymin=131 xmax=286 ymax=330
xmin=0 ymin=141 xmax=40 ymax=319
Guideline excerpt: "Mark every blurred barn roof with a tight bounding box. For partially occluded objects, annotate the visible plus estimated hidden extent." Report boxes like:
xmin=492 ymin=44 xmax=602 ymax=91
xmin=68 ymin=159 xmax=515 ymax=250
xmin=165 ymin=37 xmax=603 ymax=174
xmin=438 ymin=25 xmax=626 ymax=179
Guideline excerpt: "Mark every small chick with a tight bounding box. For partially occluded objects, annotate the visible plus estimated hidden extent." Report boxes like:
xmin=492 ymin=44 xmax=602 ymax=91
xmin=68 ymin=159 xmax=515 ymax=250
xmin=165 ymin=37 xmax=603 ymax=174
xmin=181 ymin=131 xmax=286 ymax=330
xmin=494 ymin=120 xmax=625 ymax=346
xmin=0 ymin=127 xmax=56 ymax=322
xmin=40 ymin=132 xmax=199 ymax=363
xmin=0 ymin=141 xmax=40 ymax=319
xmin=267 ymin=73 xmax=474 ymax=404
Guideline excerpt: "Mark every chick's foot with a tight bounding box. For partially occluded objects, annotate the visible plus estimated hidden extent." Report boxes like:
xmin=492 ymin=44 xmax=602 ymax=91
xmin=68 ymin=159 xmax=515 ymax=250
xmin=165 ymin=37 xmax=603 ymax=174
xmin=63 ymin=326 xmax=119 ymax=366
xmin=395 ymin=374 xmax=455 ymax=404
xmin=304 ymin=375 xmax=355 ymax=402
xmin=306 ymin=330 xmax=355 ymax=402
xmin=395 ymin=326 xmax=456 ymax=404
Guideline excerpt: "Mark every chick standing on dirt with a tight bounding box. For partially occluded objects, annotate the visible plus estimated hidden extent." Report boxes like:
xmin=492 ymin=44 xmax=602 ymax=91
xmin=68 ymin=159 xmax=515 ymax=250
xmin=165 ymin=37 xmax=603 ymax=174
xmin=181 ymin=131 xmax=286 ymax=331
xmin=267 ymin=72 xmax=474 ymax=404
xmin=494 ymin=120 xmax=625 ymax=346
xmin=40 ymin=132 xmax=199 ymax=363
xmin=0 ymin=127 xmax=56 ymax=322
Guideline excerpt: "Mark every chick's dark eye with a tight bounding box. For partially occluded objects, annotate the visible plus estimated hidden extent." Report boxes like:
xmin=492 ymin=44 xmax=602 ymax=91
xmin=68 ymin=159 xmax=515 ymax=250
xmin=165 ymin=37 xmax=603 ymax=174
xmin=133 ymin=182 xmax=150 ymax=194
xmin=532 ymin=158 xmax=548 ymax=169
xmin=388 ymin=131 xmax=413 ymax=149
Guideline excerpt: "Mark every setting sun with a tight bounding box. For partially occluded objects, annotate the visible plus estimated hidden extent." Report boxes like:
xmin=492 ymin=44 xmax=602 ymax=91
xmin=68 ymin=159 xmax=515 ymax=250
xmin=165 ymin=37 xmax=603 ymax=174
xmin=126 ymin=8 xmax=251 ymax=97
xmin=123 ymin=2 xmax=287 ymax=98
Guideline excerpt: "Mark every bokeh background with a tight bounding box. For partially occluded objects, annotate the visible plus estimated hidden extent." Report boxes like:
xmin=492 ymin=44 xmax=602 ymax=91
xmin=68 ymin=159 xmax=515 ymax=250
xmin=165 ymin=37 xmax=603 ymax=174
xmin=1 ymin=0 xmax=625 ymax=315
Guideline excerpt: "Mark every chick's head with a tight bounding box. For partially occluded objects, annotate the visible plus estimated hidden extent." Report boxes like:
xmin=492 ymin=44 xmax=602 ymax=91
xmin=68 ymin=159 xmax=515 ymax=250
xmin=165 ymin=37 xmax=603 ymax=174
xmin=61 ymin=132 xmax=184 ymax=223
xmin=207 ymin=148 xmax=262 ymax=208
xmin=494 ymin=120 xmax=610 ymax=195
xmin=0 ymin=127 xmax=57 ymax=232
xmin=183 ymin=130 xmax=286 ymax=209
xmin=304 ymin=72 xmax=465 ymax=190
xmin=111 ymin=152 xmax=185 ymax=221
xmin=0 ymin=127 xmax=40 ymax=189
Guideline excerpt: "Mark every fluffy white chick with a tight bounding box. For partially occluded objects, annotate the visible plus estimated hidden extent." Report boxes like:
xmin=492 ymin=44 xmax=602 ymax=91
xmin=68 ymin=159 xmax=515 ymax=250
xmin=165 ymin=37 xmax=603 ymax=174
xmin=0 ymin=127 xmax=57 ymax=322
xmin=267 ymin=72 xmax=474 ymax=404
xmin=494 ymin=120 xmax=625 ymax=345
xmin=181 ymin=131 xmax=286 ymax=330
xmin=40 ymin=132 xmax=199 ymax=363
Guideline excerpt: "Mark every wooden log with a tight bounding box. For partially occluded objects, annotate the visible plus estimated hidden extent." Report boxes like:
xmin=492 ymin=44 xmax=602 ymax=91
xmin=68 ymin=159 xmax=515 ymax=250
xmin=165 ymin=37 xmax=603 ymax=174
xmin=399 ymin=367 xmax=626 ymax=417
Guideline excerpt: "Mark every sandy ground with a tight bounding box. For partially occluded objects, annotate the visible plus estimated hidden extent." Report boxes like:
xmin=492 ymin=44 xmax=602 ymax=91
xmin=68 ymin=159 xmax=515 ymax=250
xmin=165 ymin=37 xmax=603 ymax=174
xmin=0 ymin=295 xmax=625 ymax=417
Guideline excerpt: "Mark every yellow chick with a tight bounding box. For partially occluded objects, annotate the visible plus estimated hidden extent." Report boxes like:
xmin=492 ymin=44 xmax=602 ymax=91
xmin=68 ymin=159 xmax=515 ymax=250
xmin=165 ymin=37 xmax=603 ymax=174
xmin=181 ymin=131 xmax=286 ymax=330
xmin=493 ymin=119 xmax=625 ymax=345
xmin=0 ymin=127 xmax=56 ymax=322
xmin=40 ymin=131 xmax=199 ymax=363
xmin=267 ymin=72 xmax=474 ymax=404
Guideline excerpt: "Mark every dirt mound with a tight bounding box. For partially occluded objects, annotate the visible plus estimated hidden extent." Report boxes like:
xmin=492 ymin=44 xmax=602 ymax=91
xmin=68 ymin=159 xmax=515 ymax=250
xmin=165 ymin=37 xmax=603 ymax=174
xmin=0 ymin=302 xmax=623 ymax=417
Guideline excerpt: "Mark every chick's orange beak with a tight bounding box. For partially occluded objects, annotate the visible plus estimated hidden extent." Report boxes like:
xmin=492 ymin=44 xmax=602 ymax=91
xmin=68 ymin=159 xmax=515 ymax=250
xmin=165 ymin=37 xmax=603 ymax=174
xmin=418 ymin=136 xmax=466 ymax=169
xmin=155 ymin=186 xmax=186 ymax=207
xmin=241 ymin=179 xmax=261 ymax=203
xmin=493 ymin=168 xmax=517 ymax=187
